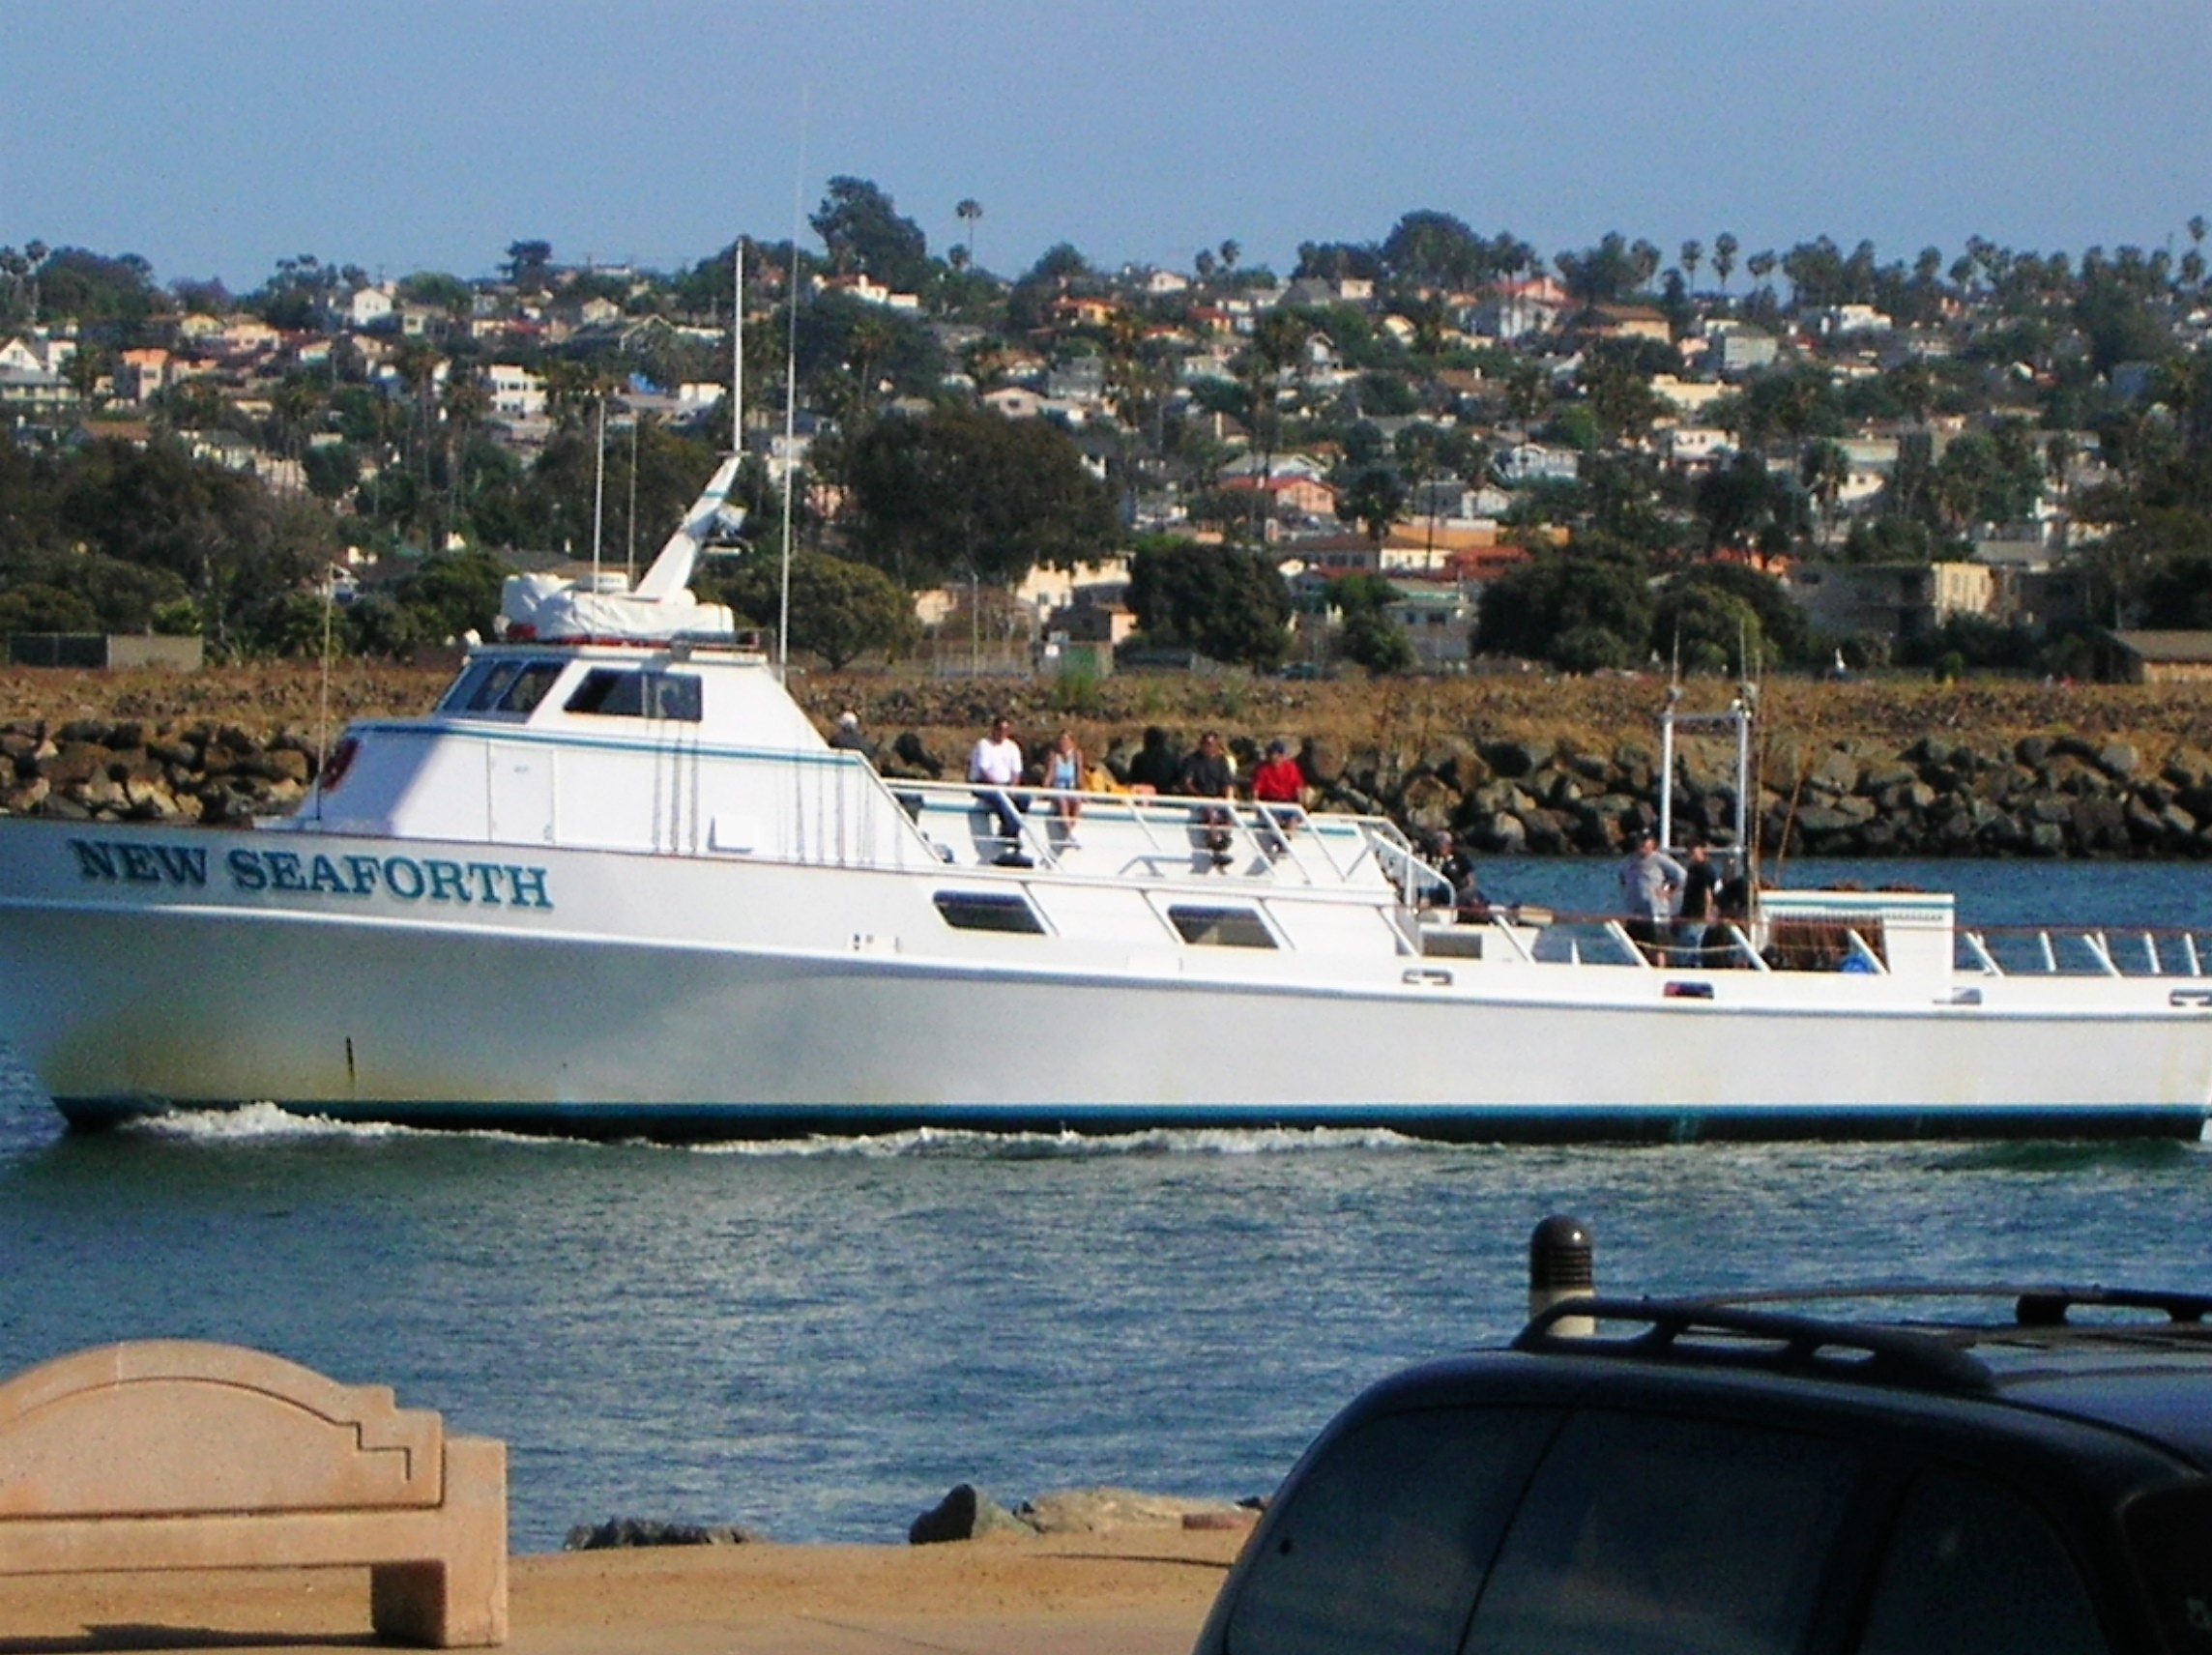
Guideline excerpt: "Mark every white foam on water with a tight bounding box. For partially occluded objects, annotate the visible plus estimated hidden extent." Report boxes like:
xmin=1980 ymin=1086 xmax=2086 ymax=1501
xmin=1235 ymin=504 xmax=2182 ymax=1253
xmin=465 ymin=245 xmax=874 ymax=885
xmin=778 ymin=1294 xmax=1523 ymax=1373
xmin=118 ymin=1102 xmax=558 ymax=1148
xmin=683 ymin=1123 xmax=1440 ymax=1160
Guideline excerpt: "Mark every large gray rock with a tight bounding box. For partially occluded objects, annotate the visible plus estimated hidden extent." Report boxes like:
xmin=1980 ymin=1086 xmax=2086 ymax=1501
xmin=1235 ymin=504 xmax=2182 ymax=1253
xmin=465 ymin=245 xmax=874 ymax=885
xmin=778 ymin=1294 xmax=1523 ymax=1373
xmin=1015 ymin=1487 xmax=1255 ymax=1535
xmin=564 ymin=1516 xmax=764 ymax=1550
xmin=908 ymin=1482 xmax=1032 ymax=1545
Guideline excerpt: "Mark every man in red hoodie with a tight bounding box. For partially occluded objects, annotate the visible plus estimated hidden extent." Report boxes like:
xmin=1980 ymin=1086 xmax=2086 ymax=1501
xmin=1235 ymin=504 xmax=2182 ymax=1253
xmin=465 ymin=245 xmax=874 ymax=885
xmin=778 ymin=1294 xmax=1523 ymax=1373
xmin=1251 ymin=740 xmax=1306 ymax=855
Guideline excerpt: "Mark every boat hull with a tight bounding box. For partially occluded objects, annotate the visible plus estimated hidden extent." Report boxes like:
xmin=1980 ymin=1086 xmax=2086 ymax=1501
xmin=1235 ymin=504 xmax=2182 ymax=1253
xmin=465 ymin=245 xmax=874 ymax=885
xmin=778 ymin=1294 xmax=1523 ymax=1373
xmin=3 ymin=821 xmax=2209 ymax=1143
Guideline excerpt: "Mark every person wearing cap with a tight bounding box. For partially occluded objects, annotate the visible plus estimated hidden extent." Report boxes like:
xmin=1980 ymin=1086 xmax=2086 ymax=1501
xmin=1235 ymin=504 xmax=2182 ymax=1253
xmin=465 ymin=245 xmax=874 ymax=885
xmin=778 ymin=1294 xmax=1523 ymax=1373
xmin=1250 ymin=739 xmax=1306 ymax=855
xmin=828 ymin=710 xmax=875 ymax=759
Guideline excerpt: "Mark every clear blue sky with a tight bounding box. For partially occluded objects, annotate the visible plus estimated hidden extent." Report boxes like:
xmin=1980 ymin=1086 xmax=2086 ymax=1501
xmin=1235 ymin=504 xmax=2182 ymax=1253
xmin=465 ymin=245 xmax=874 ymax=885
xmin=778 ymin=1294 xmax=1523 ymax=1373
xmin=7 ymin=0 xmax=2207 ymax=292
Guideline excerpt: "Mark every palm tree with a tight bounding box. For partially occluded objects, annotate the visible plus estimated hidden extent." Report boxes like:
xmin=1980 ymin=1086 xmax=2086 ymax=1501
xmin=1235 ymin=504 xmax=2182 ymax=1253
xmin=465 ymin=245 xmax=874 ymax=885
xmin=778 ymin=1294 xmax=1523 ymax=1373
xmin=955 ymin=199 xmax=982 ymax=272
xmin=23 ymin=240 xmax=47 ymax=323
xmin=1219 ymin=239 xmax=1240 ymax=274
xmin=1800 ymin=440 xmax=1849 ymax=544
xmin=1679 ymin=240 xmax=1703 ymax=293
xmin=1712 ymin=233 xmax=1739 ymax=296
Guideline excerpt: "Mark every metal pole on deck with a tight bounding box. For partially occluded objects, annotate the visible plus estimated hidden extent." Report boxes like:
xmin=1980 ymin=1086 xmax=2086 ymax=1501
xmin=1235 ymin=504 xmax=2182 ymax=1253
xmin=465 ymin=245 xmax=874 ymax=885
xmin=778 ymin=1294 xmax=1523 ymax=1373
xmin=1658 ymin=689 xmax=1678 ymax=851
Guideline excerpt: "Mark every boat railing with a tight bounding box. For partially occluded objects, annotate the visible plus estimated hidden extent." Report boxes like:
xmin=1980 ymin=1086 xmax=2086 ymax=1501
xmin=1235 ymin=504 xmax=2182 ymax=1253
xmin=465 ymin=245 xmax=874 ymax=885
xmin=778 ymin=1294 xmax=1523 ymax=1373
xmin=876 ymin=774 xmax=1421 ymax=891
xmin=1959 ymin=923 xmax=2212 ymax=979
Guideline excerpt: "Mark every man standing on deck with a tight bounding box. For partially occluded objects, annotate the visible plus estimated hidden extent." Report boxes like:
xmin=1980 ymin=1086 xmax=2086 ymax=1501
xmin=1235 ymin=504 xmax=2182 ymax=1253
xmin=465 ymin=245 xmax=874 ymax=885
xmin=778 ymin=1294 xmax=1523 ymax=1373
xmin=1617 ymin=833 xmax=1686 ymax=960
xmin=968 ymin=715 xmax=1030 ymax=861
xmin=1675 ymin=842 xmax=1722 ymax=964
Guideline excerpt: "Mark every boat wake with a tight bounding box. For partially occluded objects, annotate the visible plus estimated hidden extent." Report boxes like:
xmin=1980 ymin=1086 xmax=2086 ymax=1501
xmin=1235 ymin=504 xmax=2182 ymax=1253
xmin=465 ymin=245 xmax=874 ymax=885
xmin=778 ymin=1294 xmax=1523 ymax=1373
xmin=685 ymin=1124 xmax=1442 ymax=1159
xmin=115 ymin=1103 xmax=560 ymax=1148
xmin=108 ymin=1107 xmax=1440 ymax=1159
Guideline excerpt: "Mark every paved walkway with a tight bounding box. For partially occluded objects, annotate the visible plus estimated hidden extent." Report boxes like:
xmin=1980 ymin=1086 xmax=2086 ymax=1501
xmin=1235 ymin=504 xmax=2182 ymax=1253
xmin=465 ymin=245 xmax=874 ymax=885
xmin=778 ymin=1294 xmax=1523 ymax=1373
xmin=0 ymin=1528 xmax=1246 ymax=1654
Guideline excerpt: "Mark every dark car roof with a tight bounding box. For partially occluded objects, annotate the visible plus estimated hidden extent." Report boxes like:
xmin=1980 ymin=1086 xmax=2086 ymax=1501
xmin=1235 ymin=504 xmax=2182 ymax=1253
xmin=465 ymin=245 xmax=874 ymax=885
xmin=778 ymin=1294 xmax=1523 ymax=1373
xmin=1362 ymin=1288 xmax=2212 ymax=1478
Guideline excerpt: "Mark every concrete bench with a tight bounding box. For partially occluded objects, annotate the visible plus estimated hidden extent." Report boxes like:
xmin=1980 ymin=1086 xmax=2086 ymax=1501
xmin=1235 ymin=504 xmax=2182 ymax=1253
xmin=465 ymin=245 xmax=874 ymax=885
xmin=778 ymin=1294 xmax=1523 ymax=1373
xmin=0 ymin=1340 xmax=507 ymax=1645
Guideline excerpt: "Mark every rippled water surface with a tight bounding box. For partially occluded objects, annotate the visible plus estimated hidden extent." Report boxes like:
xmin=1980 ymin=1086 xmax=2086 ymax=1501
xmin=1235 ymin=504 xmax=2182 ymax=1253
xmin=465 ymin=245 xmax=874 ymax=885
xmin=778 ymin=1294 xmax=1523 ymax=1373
xmin=3 ymin=858 xmax=2210 ymax=1550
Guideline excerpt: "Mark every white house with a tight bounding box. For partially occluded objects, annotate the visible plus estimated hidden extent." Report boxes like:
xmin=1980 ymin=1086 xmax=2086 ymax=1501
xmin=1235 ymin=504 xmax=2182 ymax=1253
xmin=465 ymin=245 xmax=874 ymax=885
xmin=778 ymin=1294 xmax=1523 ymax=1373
xmin=340 ymin=284 xmax=395 ymax=330
xmin=1495 ymin=442 xmax=1581 ymax=486
xmin=481 ymin=363 xmax=547 ymax=420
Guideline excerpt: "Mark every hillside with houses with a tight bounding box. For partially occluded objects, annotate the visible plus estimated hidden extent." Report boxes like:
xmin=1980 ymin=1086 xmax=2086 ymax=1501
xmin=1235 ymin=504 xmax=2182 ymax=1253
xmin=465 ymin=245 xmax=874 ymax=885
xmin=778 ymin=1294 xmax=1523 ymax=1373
xmin=1 ymin=189 xmax=2208 ymax=687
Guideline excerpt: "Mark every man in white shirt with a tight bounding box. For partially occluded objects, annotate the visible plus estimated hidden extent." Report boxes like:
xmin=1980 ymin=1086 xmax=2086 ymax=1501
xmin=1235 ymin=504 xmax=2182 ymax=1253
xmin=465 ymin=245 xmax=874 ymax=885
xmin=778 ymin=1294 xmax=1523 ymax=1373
xmin=968 ymin=716 xmax=1028 ymax=853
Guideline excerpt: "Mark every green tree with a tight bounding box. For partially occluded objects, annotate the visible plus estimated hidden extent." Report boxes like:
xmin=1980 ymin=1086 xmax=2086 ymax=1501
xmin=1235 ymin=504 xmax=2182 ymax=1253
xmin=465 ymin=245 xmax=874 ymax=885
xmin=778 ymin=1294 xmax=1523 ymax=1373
xmin=1125 ymin=537 xmax=1291 ymax=669
xmin=1474 ymin=549 xmax=1654 ymax=668
xmin=843 ymin=406 xmax=1116 ymax=589
xmin=712 ymin=549 xmax=917 ymax=669
xmin=809 ymin=177 xmax=931 ymax=293
xmin=1326 ymin=572 xmax=1414 ymax=675
xmin=1381 ymin=210 xmax=1489 ymax=289
xmin=1340 ymin=465 xmax=1408 ymax=544
xmin=1712 ymin=232 xmax=1739 ymax=295
xmin=505 ymin=240 xmax=554 ymax=286
xmin=395 ymin=548 xmax=511 ymax=644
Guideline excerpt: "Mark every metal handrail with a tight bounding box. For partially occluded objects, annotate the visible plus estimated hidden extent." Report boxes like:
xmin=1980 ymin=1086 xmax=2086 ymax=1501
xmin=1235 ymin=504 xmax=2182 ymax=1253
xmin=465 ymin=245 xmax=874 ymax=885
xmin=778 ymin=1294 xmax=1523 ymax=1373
xmin=1958 ymin=922 xmax=2212 ymax=979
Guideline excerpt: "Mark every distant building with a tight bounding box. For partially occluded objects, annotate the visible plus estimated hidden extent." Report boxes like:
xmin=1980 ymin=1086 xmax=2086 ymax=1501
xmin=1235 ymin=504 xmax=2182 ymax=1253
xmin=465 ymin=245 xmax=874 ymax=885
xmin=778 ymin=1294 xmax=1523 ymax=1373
xmin=2094 ymin=630 xmax=2212 ymax=684
xmin=1715 ymin=329 xmax=1778 ymax=377
xmin=1786 ymin=560 xmax=1994 ymax=644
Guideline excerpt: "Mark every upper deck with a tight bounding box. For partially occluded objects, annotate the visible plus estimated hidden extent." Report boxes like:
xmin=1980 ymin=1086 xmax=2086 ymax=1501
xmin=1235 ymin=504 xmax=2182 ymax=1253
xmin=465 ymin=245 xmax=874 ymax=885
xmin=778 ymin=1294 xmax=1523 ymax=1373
xmin=280 ymin=643 xmax=1426 ymax=903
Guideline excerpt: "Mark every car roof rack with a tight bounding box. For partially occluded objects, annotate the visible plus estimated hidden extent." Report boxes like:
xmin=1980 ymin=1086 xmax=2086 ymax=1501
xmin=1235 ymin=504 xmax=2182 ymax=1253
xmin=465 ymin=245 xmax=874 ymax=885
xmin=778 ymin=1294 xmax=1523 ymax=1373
xmin=1514 ymin=1296 xmax=1996 ymax=1396
xmin=1684 ymin=1283 xmax=2212 ymax=1330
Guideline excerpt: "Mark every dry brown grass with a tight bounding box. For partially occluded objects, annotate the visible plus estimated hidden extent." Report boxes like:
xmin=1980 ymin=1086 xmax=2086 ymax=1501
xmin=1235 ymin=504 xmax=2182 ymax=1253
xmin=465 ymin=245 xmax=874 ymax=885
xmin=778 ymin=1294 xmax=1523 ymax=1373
xmin=7 ymin=662 xmax=2210 ymax=769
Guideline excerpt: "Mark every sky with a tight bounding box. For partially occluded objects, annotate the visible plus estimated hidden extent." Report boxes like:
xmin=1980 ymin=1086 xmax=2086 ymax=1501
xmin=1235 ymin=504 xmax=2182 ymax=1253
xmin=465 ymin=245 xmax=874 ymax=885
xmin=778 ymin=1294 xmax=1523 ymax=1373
xmin=6 ymin=1 xmax=2208 ymax=294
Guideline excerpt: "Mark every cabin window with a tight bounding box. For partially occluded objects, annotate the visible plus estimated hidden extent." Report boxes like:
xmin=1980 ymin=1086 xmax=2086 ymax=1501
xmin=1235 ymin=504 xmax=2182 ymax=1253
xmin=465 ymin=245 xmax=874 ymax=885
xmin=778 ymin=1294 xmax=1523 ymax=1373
xmin=565 ymin=669 xmax=704 ymax=722
xmin=933 ymin=891 xmax=1046 ymax=935
xmin=440 ymin=658 xmax=566 ymax=716
xmin=1168 ymin=905 xmax=1277 ymax=948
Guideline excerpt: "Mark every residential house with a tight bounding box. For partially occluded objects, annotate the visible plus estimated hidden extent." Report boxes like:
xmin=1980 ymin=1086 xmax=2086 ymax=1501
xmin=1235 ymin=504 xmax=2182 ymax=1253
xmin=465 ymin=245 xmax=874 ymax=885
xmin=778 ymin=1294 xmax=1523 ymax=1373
xmin=1050 ymin=294 xmax=1120 ymax=329
xmin=1585 ymin=305 xmax=1673 ymax=344
xmin=1218 ymin=472 xmax=1338 ymax=523
xmin=1494 ymin=442 xmax=1581 ymax=486
xmin=1713 ymin=328 xmax=1778 ymax=377
xmin=1786 ymin=560 xmax=1994 ymax=644
xmin=815 ymin=273 xmax=920 ymax=310
xmin=1469 ymin=276 xmax=1571 ymax=341
xmin=1809 ymin=305 xmax=1893 ymax=337
xmin=0 ymin=333 xmax=73 ymax=417
xmin=1649 ymin=374 xmax=1732 ymax=418
xmin=1665 ymin=427 xmax=1732 ymax=470
xmin=1141 ymin=270 xmax=1190 ymax=296
xmin=481 ymin=363 xmax=547 ymax=420
xmin=338 ymin=283 xmax=395 ymax=330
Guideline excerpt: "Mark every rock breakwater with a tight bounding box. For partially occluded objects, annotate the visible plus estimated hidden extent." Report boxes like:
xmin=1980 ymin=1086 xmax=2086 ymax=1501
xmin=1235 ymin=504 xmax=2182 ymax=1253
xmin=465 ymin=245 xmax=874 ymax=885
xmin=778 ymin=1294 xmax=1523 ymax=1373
xmin=11 ymin=711 xmax=2212 ymax=859
xmin=0 ymin=718 xmax=319 ymax=825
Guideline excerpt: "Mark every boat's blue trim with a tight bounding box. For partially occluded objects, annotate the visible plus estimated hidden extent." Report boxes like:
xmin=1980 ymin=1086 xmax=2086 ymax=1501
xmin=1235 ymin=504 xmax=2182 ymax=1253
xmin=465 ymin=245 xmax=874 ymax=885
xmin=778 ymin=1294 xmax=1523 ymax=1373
xmin=51 ymin=1096 xmax=2206 ymax=1145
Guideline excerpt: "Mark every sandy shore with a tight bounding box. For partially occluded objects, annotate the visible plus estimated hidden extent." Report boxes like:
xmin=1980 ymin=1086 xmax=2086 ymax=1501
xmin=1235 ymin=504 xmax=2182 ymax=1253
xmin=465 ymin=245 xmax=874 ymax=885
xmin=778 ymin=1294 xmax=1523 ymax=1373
xmin=0 ymin=1526 xmax=1249 ymax=1654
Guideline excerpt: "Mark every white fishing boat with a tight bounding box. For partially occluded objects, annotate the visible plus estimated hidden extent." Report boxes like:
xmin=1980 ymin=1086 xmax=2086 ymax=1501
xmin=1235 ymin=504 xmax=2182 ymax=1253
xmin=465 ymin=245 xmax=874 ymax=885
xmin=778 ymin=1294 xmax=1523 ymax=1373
xmin=2 ymin=459 xmax=2210 ymax=1143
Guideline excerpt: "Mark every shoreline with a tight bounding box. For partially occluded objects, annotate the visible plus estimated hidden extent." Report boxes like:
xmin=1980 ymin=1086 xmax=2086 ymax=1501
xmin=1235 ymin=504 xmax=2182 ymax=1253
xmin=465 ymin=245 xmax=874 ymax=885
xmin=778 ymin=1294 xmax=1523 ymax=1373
xmin=0 ymin=1527 xmax=1249 ymax=1655
xmin=11 ymin=663 xmax=2212 ymax=858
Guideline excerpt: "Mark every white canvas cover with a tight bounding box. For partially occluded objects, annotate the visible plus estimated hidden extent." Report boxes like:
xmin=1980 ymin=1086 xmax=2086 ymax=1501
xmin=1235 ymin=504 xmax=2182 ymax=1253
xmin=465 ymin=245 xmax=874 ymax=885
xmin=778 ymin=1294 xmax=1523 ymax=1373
xmin=498 ymin=454 xmax=746 ymax=643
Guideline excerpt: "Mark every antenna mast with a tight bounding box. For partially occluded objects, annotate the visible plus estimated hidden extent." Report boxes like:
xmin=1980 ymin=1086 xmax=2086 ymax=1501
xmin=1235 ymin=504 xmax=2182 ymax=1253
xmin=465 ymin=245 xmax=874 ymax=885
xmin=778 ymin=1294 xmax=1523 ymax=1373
xmin=731 ymin=238 xmax=744 ymax=455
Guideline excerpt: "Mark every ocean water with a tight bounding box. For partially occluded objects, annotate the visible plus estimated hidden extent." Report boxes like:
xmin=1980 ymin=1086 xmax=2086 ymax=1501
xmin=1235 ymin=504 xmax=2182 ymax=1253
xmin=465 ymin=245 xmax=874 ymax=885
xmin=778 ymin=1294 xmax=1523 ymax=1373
xmin=3 ymin=857 xmax=2210 ymax=1551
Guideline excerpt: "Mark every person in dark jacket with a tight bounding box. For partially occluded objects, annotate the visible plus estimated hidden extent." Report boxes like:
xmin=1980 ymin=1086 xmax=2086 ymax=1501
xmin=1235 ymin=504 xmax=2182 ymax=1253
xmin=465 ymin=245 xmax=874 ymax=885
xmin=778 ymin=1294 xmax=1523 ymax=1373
xmin=1179 ymin=731 xmax=1235 ymax=866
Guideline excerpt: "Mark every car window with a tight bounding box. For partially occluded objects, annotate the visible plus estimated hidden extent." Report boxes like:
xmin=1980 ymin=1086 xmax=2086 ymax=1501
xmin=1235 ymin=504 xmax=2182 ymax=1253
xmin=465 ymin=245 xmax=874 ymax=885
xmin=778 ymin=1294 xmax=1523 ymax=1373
xmin=2124 ymin=1485 xmax=2212 ymax=1652
xmin=1856 ymin=1469 xmax=2107 ymax=1655
xmin=1465 ymin=1409 xmax=1862 ymax=1655
xmin=1225 ymin=1407 xmax=1558 ymax=1655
